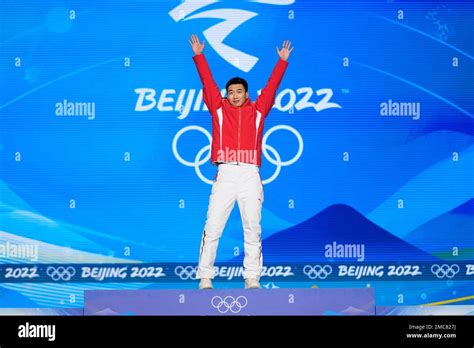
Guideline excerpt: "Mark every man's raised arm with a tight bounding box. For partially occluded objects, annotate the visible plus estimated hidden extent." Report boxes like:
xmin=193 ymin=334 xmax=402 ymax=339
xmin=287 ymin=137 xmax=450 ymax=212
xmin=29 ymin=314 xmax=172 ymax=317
xmin=189 ymin=34 xmax=222 ymax=113
xmin=256 ymin=40 xmax=294 ymax=118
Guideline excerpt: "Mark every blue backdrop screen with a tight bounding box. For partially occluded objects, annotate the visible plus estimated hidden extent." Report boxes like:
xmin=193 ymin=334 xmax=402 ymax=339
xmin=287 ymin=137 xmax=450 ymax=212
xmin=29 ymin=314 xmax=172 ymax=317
xmin=1 ymin=0 xmax=473 ymax=309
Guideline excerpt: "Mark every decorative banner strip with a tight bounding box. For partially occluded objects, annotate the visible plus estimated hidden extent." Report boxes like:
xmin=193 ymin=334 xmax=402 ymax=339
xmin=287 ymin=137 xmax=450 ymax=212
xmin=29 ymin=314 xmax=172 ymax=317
xmin=0 ymin=262 xmax=472 ymax=283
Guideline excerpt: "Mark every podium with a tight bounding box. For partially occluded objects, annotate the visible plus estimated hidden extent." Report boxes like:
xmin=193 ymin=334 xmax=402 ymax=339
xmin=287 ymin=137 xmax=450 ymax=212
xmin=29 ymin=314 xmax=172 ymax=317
xmin=84 ymin=288 xmax=375 ymax=316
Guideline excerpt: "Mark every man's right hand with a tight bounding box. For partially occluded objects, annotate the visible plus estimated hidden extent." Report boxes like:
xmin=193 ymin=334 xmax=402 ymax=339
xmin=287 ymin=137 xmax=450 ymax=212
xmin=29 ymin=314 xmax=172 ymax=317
xmin=189 ymin=34 xmax=205 ymax=55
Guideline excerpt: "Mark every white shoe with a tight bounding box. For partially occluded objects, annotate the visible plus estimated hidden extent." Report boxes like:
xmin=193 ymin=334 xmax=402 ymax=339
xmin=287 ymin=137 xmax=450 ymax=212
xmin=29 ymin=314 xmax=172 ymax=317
xmin=245 ymin=278 xmax=260 ymax=289
xmin=199 ymin=278 xmax=213 ymax=289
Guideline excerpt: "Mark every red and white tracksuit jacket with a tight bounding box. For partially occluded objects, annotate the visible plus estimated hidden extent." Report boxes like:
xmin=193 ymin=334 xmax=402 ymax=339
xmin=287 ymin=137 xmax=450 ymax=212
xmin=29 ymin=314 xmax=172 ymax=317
xmin=193 ymin=53 xmax=288 ymax=280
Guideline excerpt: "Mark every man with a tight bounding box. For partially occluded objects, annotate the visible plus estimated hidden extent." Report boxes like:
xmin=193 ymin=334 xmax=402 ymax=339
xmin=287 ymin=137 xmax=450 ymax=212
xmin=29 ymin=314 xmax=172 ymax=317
xmin=189 ymin=34 xmax=293 ymax=289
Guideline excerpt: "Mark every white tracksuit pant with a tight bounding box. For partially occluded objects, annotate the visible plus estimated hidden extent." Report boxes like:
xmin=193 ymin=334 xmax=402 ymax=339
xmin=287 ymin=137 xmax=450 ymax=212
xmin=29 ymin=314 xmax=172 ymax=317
xmin=197 ymin=163 xmax=264 ymax=280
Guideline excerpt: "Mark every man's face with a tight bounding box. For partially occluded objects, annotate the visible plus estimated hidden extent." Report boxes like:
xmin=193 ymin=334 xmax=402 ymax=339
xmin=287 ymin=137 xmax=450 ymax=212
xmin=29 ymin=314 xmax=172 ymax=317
xmin=227 ymin=84 xmax=248 ymax=107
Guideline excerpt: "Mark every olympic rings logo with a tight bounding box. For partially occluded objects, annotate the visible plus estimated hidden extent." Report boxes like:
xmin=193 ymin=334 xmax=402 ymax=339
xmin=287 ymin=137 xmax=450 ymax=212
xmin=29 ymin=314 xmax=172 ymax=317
xmin=46 ymin=266 xmax=76 ymax=281
xmin=172 ymin=125 xmax=303 ymax=184
xmin=174 ymin=265 xmax=198 ymax=280
xmin=303 ymin=265 xmax=333 ymax=280
xmin=430 ymin=264 xmax=460 ymax=279
xmin=211 ymin=295 xmax=248 ymax=314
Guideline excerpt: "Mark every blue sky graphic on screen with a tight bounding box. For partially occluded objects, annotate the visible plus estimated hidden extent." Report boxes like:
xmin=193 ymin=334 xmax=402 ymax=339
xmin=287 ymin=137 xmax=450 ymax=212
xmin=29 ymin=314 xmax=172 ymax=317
xmin=0 ymin=0 xmax=473 ymax=308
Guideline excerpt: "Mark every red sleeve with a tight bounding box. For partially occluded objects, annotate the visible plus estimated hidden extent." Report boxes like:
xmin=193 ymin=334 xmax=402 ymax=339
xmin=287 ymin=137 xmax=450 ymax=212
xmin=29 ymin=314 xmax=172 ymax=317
xmin=192 ymin=54 xmax=222 ymax=113
xmin=255 ymin=59 xmax=288 ymax=117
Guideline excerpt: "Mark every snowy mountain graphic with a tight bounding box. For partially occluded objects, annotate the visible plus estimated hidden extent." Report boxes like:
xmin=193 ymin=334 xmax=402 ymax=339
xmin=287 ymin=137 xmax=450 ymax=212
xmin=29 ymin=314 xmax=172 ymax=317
xmin=232 ymin=204 xmax=440 ymax=262
xmin=405 ymin=199 xmax=474 ymax=260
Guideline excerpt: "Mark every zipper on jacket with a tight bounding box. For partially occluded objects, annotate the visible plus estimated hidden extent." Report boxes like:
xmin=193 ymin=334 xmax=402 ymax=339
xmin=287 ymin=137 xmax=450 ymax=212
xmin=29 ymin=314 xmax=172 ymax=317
xmin=237 ymin=107 xmax=241 ymax=164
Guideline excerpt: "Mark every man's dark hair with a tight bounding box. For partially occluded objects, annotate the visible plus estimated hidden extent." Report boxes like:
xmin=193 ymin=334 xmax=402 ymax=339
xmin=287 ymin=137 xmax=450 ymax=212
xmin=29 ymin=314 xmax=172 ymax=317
xmin=226 ymin=77 xmax=248 ymax=92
